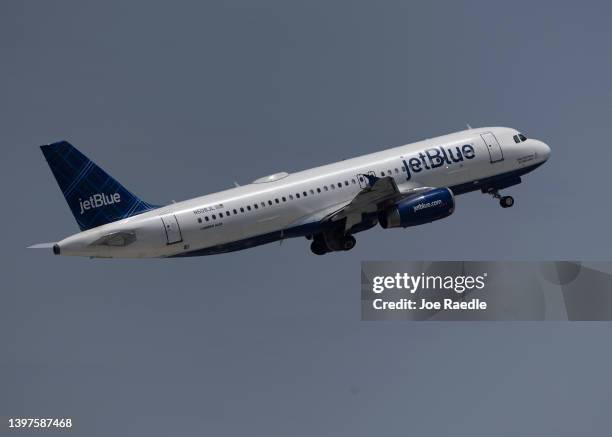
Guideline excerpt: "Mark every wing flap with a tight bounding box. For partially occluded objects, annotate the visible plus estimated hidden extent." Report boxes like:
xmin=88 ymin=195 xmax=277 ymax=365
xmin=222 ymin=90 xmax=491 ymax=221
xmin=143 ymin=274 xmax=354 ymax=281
xmin=283 ymin=175 xmax=433 ymax=234
xmin=328 ymin=176 xmax=431 ymax=230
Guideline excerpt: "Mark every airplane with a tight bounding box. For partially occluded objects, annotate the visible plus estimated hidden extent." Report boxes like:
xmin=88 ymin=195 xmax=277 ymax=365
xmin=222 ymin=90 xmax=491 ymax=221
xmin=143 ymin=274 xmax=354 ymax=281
xmin=29 ymin=127 xmax=550 ymax=258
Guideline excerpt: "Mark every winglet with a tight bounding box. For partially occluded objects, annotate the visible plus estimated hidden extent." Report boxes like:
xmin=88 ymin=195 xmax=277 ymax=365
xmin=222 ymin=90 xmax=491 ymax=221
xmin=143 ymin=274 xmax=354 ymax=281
xmin=358 ymin=173 xmax=379 ymax=188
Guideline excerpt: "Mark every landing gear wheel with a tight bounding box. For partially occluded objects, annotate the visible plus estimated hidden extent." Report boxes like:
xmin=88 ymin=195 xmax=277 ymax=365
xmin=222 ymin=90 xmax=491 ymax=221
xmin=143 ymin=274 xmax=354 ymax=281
xmin=310 ymin=240 xmax=327 ymax=255
xmin=342 ymin=235 xmax=356 ymax=251
xmin=500 ymin=196 xmax=514 ymax=208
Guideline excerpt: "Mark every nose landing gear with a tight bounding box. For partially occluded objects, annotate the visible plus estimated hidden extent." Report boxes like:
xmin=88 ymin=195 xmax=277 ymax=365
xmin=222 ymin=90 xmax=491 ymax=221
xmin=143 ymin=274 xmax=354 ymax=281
xmin=490 ymin=189 xmax=515 ymax=208
xmin=500 ymin=196 xmax=514 ymax=208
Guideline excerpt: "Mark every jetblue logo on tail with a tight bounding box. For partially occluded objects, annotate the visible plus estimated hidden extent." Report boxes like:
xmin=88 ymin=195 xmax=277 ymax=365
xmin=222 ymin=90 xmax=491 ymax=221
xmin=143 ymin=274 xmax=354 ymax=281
xmin=79 ymin=193 xmax=121 ymax=215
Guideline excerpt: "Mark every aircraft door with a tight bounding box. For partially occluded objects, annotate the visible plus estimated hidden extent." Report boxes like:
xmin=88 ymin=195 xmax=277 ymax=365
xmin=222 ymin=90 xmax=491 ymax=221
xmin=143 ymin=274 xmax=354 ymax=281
xmin=481 ymin=132 xmax=504 ymax=163
xmin=160 ymin=214 xmax=183 ymax=244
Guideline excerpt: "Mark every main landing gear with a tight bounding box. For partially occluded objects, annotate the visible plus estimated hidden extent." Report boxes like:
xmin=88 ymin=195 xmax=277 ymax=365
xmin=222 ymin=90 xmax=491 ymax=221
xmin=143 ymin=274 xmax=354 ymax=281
xmin=310 ymin=233 xmax=356 ymax=255
xmin=490 ymin=189 xmax=514 ymax=208
xmin=310 ymin=240 xmax=327 ymax=255
xmin=342 ymin=235 xmax=357 ymax=251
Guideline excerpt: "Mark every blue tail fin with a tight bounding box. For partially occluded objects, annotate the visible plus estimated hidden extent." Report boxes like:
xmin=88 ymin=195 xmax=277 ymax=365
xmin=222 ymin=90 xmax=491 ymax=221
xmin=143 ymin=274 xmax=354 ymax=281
xmin=40 ymin=141 xmax=160 ymax=231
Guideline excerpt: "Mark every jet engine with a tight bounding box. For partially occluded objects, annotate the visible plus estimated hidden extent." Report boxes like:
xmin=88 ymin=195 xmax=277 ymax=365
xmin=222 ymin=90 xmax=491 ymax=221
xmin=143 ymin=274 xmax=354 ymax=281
xmin=379 ymin=187 xmax=455 ymax=229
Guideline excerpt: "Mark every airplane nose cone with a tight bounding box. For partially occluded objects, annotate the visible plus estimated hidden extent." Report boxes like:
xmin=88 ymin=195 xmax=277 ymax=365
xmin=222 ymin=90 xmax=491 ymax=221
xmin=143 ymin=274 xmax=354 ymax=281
xmin=536 ymin=140 xmax=551 ymax=162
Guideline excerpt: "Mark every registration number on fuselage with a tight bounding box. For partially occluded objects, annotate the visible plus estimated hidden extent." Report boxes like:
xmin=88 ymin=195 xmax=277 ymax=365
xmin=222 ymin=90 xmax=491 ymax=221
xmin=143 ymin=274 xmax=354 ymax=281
xmin=193 ymin=203 xmax=224 ymax=215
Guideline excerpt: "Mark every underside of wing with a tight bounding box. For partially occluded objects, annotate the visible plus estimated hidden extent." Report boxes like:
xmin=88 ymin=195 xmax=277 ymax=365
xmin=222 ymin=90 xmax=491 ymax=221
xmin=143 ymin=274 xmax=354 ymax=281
xmin=326 ymin=175 xmax=430 ymax=231
xmin=282 ymin=175 xmax=432 ymax=237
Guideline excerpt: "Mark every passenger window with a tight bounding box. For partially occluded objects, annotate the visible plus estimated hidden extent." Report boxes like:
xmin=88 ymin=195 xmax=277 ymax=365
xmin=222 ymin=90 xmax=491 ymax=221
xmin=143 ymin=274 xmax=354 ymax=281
xmin=380 ymin=171 xmax=385 ymax=176
xmin=309 ymin=189 xmax=314 ymax=195
xmin=303 ymin=191 xmax=308 ymax=196
xmin=282 ymin=196 xmax=287 ymax=202
xmin=197 ymin=217 xmax=202 ymax=223
xmin=254 ymin=204 xmax=258 ymax=209
xmin=268 ymin=200 xmax=272 ymax=206
xmin=324 ymin=186 xmax=328 ymax=191
xmin=261 ymin=202 xmax=265 ymax=207
xmin=275 ymin=198 xmax=279 ymax=203
xmin=337 ymin=183 xmax=342 ymax=188
xmin=240 ymin=207 xmax=244 ymax=213
xmin=205 ymin=216 xmax=210 ymax=221
xmin=394 ymin=168 xmax=399 ymax=174
xmin=317 ymin=188 xmax=321 ymax=193
xmin=212 ymin=214 xmax=216 ymax=219
xmin=296 ymin=193 xmax=300 ymax=198
xmin=233 ymin=209 xmax=237 ymax=214
xmin=351 ymin=179 xmax=356 ymax=184
xmin=247 ymin=206 xmax=251 ymax=211
xmin=331 ymin=185 xmax=335 ymax=190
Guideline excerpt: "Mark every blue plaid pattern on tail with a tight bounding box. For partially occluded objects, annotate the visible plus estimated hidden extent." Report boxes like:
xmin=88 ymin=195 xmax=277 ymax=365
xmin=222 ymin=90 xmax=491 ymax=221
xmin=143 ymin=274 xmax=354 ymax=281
xmin=40 ymin=141 xmax=160 ymax=231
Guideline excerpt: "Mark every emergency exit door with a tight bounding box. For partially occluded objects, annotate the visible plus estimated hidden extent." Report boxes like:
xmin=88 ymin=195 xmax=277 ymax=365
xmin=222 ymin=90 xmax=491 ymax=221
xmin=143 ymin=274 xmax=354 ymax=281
xmin=481 ymin=132 xmax=504 ymax=163
xmin=160 ymin=214 xmax=183 ymax=244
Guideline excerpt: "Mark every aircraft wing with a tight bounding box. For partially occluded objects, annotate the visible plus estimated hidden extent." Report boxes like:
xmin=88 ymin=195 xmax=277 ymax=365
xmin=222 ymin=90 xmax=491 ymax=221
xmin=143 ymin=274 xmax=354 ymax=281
xmin=324 ymin=175 xmax=430 ymax=231
xmin=285 ymin=174 xmax=430 ymax=234
xmin=285 ymin=199 xmax=353 ymax=229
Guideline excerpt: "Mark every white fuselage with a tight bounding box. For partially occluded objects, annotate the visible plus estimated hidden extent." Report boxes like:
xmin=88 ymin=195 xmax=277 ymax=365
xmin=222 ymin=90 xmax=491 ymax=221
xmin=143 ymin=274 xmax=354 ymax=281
xmin=55 ymin=127 xmax=550 ymax=258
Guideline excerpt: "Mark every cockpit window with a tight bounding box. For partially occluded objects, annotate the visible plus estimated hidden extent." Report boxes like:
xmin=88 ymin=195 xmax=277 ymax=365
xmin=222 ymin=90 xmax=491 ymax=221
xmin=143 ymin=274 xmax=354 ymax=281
xmin=514 ymin=133 xmax=528 ymax=143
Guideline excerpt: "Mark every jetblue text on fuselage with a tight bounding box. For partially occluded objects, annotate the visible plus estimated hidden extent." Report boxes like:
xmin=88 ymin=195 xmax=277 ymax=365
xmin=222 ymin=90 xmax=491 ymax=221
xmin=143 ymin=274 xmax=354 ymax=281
xmin=79 ymin=193 xmax=121 ymax=215
xmin=402 ymin=144 xmax=475 ymax=180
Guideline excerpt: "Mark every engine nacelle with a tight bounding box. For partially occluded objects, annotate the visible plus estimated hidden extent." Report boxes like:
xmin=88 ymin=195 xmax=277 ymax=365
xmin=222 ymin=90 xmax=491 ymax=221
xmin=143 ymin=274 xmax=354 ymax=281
xmin=379 ymin=187 xmax=455 ymax=229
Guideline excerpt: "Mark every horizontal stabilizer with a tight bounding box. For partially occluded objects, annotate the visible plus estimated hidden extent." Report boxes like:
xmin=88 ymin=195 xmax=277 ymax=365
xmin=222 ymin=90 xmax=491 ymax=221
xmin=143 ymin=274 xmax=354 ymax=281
xmin=89 ymin=231 xmax=136 ymax=247
xmin=27 ymin=242 xmax=56 ymax=249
